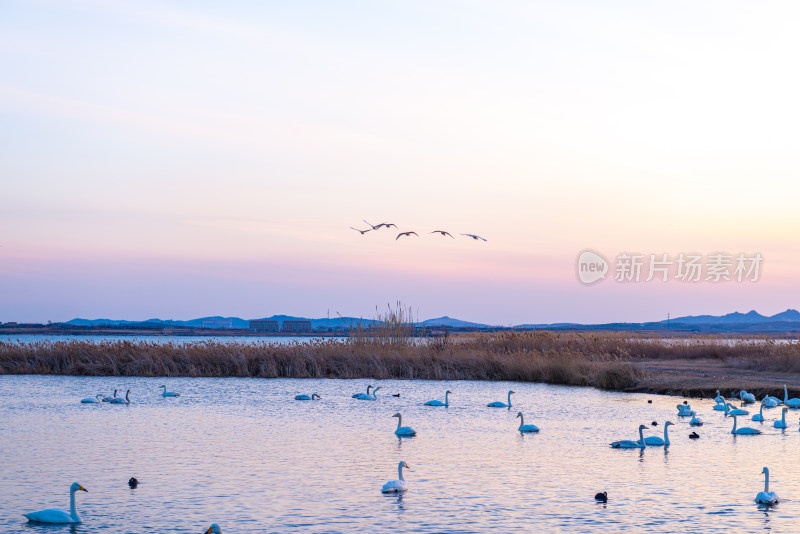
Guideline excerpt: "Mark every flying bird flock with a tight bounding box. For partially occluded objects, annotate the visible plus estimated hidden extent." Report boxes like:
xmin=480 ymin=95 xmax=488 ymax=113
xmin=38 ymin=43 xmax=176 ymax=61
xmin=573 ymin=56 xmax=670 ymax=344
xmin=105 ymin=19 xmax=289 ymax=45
xmin=351 ymin=220 xmax=486 ymax=242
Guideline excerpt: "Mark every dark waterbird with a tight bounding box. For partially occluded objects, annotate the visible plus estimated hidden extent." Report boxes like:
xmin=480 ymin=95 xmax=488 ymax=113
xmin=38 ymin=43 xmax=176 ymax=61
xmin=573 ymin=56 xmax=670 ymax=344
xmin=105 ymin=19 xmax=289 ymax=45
xmin=128 ymin=477 xmax=138 ymax=488
xmin=651 ymin=421 xmax=658 ymax=426
xmin=594 ymin=491 xmax=608 ymax=503
xmin=689 ymin=432 xmax=700 ymax=439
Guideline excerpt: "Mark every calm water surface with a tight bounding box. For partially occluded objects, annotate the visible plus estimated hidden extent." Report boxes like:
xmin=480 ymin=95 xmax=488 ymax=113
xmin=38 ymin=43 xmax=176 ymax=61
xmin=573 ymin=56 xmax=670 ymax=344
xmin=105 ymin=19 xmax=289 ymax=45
xmin=1 ymin=376 xmax=799 ymax=533
xmin=1 ymin=335 xmax=333 ymax=345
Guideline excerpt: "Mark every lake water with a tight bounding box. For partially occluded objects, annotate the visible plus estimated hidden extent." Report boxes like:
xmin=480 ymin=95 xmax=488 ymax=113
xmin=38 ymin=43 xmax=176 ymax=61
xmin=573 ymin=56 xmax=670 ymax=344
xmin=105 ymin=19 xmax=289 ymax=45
xmin=0 ymin=334 xmax=333 ymax=345
xmin=1 ymin=376 xmax=799 ymax=533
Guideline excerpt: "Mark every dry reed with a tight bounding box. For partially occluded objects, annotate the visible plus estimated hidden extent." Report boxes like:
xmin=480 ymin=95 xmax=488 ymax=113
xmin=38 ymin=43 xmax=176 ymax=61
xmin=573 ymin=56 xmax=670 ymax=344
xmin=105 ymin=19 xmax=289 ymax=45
xmin=3 ymin=331 xmax=799 ymax=392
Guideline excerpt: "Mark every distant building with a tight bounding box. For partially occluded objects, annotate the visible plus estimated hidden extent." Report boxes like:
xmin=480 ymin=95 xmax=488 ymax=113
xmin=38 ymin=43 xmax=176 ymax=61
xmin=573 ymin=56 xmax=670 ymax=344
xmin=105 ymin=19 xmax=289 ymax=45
xmin=202 ymin=319 xmax=233 ymax=329
xmin=249 ymin=320 xmax=279 ymax=332
xmin=281 ymin=320 xmax=312 ymax=333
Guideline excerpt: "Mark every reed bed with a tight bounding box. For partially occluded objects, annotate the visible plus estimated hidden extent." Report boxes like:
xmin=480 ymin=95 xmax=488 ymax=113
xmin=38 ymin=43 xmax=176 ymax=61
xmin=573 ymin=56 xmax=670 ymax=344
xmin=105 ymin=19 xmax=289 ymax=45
xmin=2 ymin=332 xmax=799 ymax=392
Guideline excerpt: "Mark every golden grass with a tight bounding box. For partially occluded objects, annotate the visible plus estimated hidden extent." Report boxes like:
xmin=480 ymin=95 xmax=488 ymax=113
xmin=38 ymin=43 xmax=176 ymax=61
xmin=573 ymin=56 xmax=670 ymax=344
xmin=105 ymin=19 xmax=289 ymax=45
xmin=2 ymin=331 xmax=798 ymax=392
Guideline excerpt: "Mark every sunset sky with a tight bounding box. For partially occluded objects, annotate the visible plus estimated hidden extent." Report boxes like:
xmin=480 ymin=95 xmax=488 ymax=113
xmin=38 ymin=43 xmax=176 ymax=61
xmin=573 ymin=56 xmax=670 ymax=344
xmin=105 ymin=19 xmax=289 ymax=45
xmin=2 ymin=1 xmax=799 ymax=324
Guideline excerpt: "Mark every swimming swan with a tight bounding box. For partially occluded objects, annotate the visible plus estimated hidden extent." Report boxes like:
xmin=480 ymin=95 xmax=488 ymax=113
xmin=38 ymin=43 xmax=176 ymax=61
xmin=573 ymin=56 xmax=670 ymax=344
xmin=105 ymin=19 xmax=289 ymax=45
xmin=294 ymin=393 xmax=321 ymax=400
xmin=80 ymin=394 xmax=104 ymax=404
xmin=731 ymin=414 xmax=761 ymax=435
xmin=644 ymin=421 xmax=673 ymax=446
xmin=713 ymin=401 xmax=727 ymax=411
xmin=774 ymin=407 xmax=788 ymax=428
xmin=516 ymin=412 xmax=539 ymax=433
xmin=110 ymin=390 xmax=130 ymax=404
xmin=205 ymin=524 xmax=223 ymax=533
xmin=364 ymin=386 xmax=382 ymax=401
xmin=752 ymin=401 xmax=766 ymax=422
xmin=381 ymin=461 xmax=411 ymax=493
xmin=488 ymin=390 xmax=514 ymax=408
xmin=23 ymin=482 xmax=87 ymax=523
xmin=725 ymin=403 xmax=748 ymax=417
xmin=740 ymin=390 xmax=756 ymax=404
xmin=424 ymin=390 xmax=451 ymax=406
xmin=689 ymin=411 xmax=703 ymax=426
xmin=714 ymin=390 xmax=725 ymax=404
xmin=102 ymin=390 xmax=117 ymax=402
xmin=159 ymin=385 xmax=180 ymax=397
xmin=755 ymin=467 xmax=779 ymax=505
xmin=677 ymin=404 xmax=693 ymax=416
xmin=393 ymin=413 xmax=416 ymax=436
xmin=353 ymin=385 xmax=372 ymax=399
xmin=783 ymin=385 xmax=800 ymax=409
xmin=762 ymin=395 xmax=780 ymax=408
xmin=610 ymin=424 xmax=647 ymax=448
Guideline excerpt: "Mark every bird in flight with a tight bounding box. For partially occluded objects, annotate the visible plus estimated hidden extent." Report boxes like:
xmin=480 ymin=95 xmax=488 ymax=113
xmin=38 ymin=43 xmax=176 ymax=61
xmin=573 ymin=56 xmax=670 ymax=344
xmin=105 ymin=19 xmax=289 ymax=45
xmin=350 ymin=227 xmax=373 ymax=235
xmin=430 ymin=230 xmax=454 ymax=239
xmin=364 ymin=219 xmax=397 ymax=230
xmin=396 ymin=231 xmax=419 ymax=240
xmin=461 ymin=233 xmax=487 ymax=241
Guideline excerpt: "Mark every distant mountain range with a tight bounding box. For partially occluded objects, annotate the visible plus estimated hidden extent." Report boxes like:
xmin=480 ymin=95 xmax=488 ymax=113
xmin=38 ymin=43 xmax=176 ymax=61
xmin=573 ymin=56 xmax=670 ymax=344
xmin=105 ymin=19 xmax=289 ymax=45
xmin=58 ymin=309 xmax=800 ymax=333
xmin=62 ymin=314 xmax=491 ymax=329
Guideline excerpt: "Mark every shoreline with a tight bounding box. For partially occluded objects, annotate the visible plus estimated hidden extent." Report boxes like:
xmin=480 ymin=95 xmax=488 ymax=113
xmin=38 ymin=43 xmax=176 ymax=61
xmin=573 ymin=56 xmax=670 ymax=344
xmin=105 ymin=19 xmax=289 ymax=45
xmin=3 ymin=363 xmax=800 ymax=400
xmin=628 ymin=358 xmax=800 ymax=398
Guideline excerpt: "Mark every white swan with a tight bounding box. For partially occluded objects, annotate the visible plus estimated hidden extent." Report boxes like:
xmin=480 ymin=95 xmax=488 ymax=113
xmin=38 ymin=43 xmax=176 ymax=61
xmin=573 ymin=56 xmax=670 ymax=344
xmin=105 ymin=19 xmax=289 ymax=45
xmin=740 ymin=390 xmax=756 ymax=404
xmin=381 ymin=461 xmax=411 ymax=493
xmin=205 ymin=524 xmax=223 ymax=533
xmin=676 ymin=404 xmax=693 ymax=416
xmin=752 ymin=400 xmax=766 ymax=422
xmin=516 ymin=412 xmax=539 ymax=433
xmin=689 ymin=411 xmax=703 ymax=426
xmin=80 ymin=394 xmax=104 ymax=404
xmin=295 ymin=393 xmax=321 ymax=400
xmin=23 ymin=482 xmax=87 ymax=523
xmin=724 ymin=403 xmax=748 ymax=416
xmin=713 ymin=401 xmax=727 ymax=411
xmin=731 ymin=414 xmax=761 ymax=435
xmin=755 ymin=467 xmax=780 ymax=505
xmin=353 ymin=385 xmax=372 ymax=399
xmin=159 ymin=385 xmax=180 ymax=397
xmin=110 ymin=390 xmax=130 ymax=404
xmin=101 ymin=389 xmax=117 ymax=402
xmin=488 ymin=390 xmax=514 ymax=408
xmin=610 ymin=424 xmax=647 ymax=448
xmin=714 ymin=390 xmax=725 ymax=404
xmin=644 ymin=421 xmax=673 ymax=446
xmin=424 ymin=390 xmax=451 ymax=406
xmin=393 ymin=413 xmax=416 ymax=436
xmin=762 ymin=395 xmax=780 ymax=408
xmin=774 ymin=407 xmax=788 ymax=428
xmin=783 ymin=385 xmax=800 ymax=409
xmin=364 ymin=386 xmax=382 ymax=401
